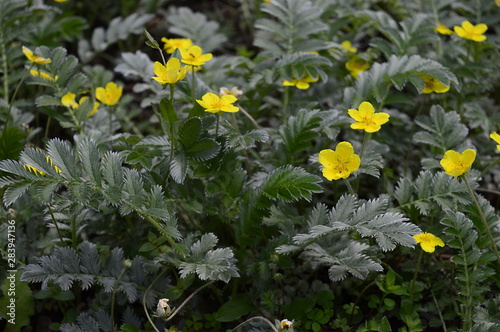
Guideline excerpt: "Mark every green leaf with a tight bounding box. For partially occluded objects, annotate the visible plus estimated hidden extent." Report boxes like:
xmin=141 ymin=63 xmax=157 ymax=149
xmin=144 ymin=29 xmax=160 ymax=49
xmin=46 ymin=139 xmax=80 ymax=180
xmin=279 ymin=109 xmax=322 ymax=158
xmin=166 ymin=7 xmax=227 ymax=52
xmin=378 ymin=316 xmax=392 ymax=332
xmin=3 ymin=181 xmax=32 ymax=206
xmin=78 ymin=138 xmax=102 ymax=186
xmin=214 ymin=295 xmax=258 ymax=322
xmin=0 ymin=126 xmax=24 ymax=160
xmin=179 ymin=117 xmax=201 ymax=148
xmin=159 ymin=97 xmax=179 ymax=124
xmin=226 ymin=129 xmax=270 ymax=151
xmin=258 ymin=165 xmax=323 ymax=206
xmin=170 ymin=152 xmax=187 ymax=184
xmin=414 ymin=105 xmax=468 ymax=151
xmin=184 ymin=139 xmax=220 ymax=161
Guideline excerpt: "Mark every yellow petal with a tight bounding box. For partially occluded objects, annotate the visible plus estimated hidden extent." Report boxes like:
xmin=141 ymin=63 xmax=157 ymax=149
xmin=335 ymin=141 xmax=355 ymax=156
xmin=473 ymin=23 xmax=488 ymax=34
xmin=472 ymin=34 xmax=487 ymax=42
xmin=358 ymin=101 xmax=375 ymax=116
xmin=295 ymin=81 xmax=310 ymax=90
xmin=454 ymin=26 xmax=466 ymax=38
xmin=166 ymin=58 xmax=181 ymax=70
xmin=221 ymin=94 xmax=238 ymax=104
xmin=490 ymin=132 xmax=500 ymax=144
xmin=364 ymin=123 xmax=382 ymax=133
xmin=61 ymin=92 xmax=77 ymax=108
xmin=462 ymin=21 xmax=474 ymax=31
xmin=350 ymin=122 xmax=368 ymax=130
xmin=348 ymin=109 xmax=363 ymax=122
xmin=372 ymin=112 xmax=390 ymax=125
xmin=318 ymin=149 xmax=336 ymax=168
xmin=322 ymin=167 xmax=340 ymax=181
xmin=461 ymin=149 xmax=476 ymax=165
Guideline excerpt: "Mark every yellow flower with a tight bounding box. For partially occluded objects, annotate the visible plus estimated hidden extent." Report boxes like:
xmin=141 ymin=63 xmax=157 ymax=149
xmin=454 ymin=21 xmax=487 ymax=42
xmin=341 ymin=40 xmax=357 ymax=53
xmin=496 ymin=0 xmax=500 ymax=7
xmin=151 ymin=58 xmax=188 ymax=85
xmin=219 ymin=86 xmax=243 ymax=97
xmin=434 ymin=23 xmax=453 ymax=35
xmin=196 ymin=92 xmax=239 ymax=113
xmin=280 ymin=319 xmax=293 ymax=330
xmin=161 ymin=37 xmax=193 ymax=54
xmin=413 ymin=232 xmax=445 ymax=253
xmin=264 ymin=0 xmax=271 ymax=3
xmin=61 ymin=93 xmax=100 ymax=117
xmin=421 ymin=74 xmax=450 ymax=94
xmin=29 ymin=69 xmax=58 ymax=82
xmin=53 ymin=0 xmax=68 ymax=2
xmin=61 ymin=92 xmax=78 ymax=108
xmin=348 ymin=101 xmax=390 ymax=133
xmin=440 ymin=149 xmax=476 ymax=177
xmin=345 ymin=58 xmax=369 ymax=78
xmin=180 ymin=45 xmax=213 ymax=66
xmin=318 ymin=142 xmax=361 ymax=181
xmin=22 ymin=46 xmax=51 ymax=64
xmin=282 ymin=74 xmax=318 ymax=90
xmin=96 ymin=82 xmax=122 ymax=106
xmin=490 ymin=132 xmax=500 ymax=151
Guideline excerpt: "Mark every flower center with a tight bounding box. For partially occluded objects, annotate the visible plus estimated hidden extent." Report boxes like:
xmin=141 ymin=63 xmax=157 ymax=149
xmin=336 ymin=159 xmax=347 ymax=172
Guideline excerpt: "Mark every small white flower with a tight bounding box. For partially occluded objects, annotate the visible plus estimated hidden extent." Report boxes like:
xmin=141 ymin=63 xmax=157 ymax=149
xmin=156 ymin=298 xmax=171 ymax=317
xmin=219 ymin=86 xmax=243 ymax=97
xmin=280 ymin=319 xmax=293 ymax=330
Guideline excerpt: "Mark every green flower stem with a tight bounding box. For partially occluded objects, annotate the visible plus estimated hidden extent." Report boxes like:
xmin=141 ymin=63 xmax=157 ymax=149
xmin=409 ymin=249 xmax=423 ymax=302
xmin=0 ymin=28 xmax=9 ymax=101
xmin=238 ymin=104 xmax=260 ymax=129
xmin=143 ymin=268 xmax=168 ymax=332
xmin=111 ymin=267 xmax=127 ymax=332
xmin=430 ymin=0 xmax=443 ymax=58
xmin=71 ymin=216 xmax=77 ymax=250
xmin=430 ymin=286 xmax=447 ymax=332
xmin=158 ymin=46 xmax=167 ymax=65
xmin=108 ymin=106 xmax=115 ymax=135
xmin=359 ymin=132 xmax=371 ymax=160
xmin=344 ymin=178 xmax=355 ymax=195
xmin=352 ymin=132 xmax=371 ymax=193
xmin=282 ymin=86 xmax=290 ymax=123
xmin=476 ymin=157 xmax=500 ymax=181
xmin=349 ymin=280 xmax=376 ymax=325
xmin=404 ymin=103 xmax=424 ymax=174
xmin=215 ymin=113 xmax=221 ymax=136
xmin=165 ymin=280 xmax=215 ymax=322
xmin=231 ymin=316 xmax=279 ymax=332
xmin=191 ymin=68 xmax=196 ymax=101
xmin=136 ymin=210 xmax=186 ymax=260
xmin=66 ymin=106 xmax=82 ymax=134
xmin=168 ymin=84 xmax=177 ymax=165
xmin=44 ymin=117 xmax=52 ymax=139
xmin=1 ymin=63 xmax=34 ymax=146
xmin=47 ymin=205 xmax=65 ymax=244
xmin=463 ymin=176 xmax=500 ymax=266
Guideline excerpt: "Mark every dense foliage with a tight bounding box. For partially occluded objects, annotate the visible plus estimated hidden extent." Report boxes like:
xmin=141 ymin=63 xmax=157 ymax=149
xmin=1 ymin=0 xmax=500 ymax=331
